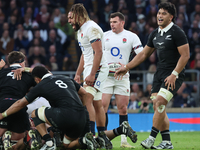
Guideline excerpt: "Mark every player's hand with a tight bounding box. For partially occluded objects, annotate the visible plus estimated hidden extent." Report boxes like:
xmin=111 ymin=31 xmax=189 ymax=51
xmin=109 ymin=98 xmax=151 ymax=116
xmin=0 ymin=59 xmax=5 ymax=68
xmin=12 ymin=68 xmax=24 ymax=80
xmin=164 ymin=74 xmax=177 ymax=91
xmin=85 ymin=74 xmax=95 ymax=86
xmin=74 ymin=74 xmax=81 ymax=84
xmin=114 ymin=63 xmax=128 ymax=80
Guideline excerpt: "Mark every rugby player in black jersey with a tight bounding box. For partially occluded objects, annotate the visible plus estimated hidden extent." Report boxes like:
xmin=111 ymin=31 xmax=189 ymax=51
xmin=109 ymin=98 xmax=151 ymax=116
xmin=0 ymin=66 xmax=138 ymax=150
xmin=115 ymin=2 xmax=190 ymax=149
xmin=0 ymin=51 xmax=39 ymax=150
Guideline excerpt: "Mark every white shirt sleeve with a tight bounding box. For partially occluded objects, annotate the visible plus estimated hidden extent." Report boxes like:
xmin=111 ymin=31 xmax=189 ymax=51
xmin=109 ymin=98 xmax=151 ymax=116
xmin=87 ymin=27 xmax=102 ymax=42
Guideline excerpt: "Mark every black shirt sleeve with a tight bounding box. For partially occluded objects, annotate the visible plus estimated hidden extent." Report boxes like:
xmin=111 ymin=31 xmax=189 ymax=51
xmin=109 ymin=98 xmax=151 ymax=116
xmin=173 ymin=26 xmax=188 ymax=47
xmin=25 ymin=85 xmax=41 ymax=103
xmin=147 ymin=30 xmax=156 ymax=48
xmin=71 ymin=79 xmax=81 ymax=92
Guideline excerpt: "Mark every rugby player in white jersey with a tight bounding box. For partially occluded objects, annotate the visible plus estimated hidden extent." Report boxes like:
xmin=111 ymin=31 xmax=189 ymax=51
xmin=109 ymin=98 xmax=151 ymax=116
xmin=102 ymin=12 xmax=143 ymax=148
xmin=68 ymin=3 xmax=112 ymax=149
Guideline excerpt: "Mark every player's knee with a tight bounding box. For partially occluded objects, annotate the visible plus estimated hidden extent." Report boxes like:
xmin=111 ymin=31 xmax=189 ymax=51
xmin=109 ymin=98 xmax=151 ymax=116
xmin=31 ymin=110 xmax=36 ymax=118
xmin=155 ymin=100 xmax=166 ymax=113
xmin=157 ymin=104 xmax=166 ymax=113
xmin=118 ymin=105 xmax=127 ymax=115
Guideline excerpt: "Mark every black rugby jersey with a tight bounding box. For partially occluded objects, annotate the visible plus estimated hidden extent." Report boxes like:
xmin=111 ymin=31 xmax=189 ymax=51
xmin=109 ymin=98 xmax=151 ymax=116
xmin=25 ymin=75 xmax=84 ymax=109
xmin=147 ymin=24 xmax=188 ymax=70
xmin=0 ymin=66 xmax=36 ymax=99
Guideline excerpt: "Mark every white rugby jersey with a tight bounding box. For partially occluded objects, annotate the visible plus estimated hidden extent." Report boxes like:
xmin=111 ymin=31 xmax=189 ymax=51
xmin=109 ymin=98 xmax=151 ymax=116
xmin=103 ymin=29 xmax=143 ymax=77
xmin=77 ymin=20 xmax=107 ymax=68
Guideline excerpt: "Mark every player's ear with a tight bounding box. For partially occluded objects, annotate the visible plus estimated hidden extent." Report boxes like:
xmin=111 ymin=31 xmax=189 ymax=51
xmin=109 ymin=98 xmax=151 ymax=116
xmin=34 ymin=77 xmax=41 ymax=84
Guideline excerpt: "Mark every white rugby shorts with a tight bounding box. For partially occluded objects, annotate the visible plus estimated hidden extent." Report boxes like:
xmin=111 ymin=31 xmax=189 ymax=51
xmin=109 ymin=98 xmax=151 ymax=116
xmin=103 ymin=77 xmax=130 ymax=96
xmin=83 ymin=64 xmax=109 ymax=92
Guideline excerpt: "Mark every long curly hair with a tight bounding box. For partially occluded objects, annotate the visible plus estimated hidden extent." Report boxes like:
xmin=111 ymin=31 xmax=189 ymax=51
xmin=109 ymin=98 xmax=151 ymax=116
xmin=70 ymin=3 xmax=90 ymax=25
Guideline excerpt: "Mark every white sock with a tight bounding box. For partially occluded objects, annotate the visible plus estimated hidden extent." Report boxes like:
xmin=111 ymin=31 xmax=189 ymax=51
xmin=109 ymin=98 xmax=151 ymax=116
xmin=46 ymin=140 xmax=53 ymax=147
xmin=82 ymin=137 xmax=86 ymax=144
xmin=121 ymin=134 xmax=127 ymax=143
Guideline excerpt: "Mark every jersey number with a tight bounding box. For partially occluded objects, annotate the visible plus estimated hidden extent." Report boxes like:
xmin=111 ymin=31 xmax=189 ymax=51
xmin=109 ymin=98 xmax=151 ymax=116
xmin=55 ymin=80 xmax=68 ymax=88
xmin=111 ymin=47 xmax=122 ymax=59
xmin=7 ymin=72 xmax=15 ymax=79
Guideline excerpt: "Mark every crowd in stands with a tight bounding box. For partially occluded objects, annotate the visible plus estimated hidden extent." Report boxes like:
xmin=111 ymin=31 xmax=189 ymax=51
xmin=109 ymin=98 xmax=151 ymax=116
xmin=0 ymin=0 xmax=199 ymax=109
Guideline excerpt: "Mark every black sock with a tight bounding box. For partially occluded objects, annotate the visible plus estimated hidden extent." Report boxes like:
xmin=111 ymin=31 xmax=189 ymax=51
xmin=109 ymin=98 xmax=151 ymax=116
xmin=78 ymin=137 xmax=87 ymax=148
xmin=97 ymin=127 xmax=105 ymax=135
xmin=90 ymin=121 xmax=95 ymax=136
xmin=0 ymin=137 xmax=3 ymax=149
xmin=161 ymin=130 xmax=171 ymax=141
xmin=119 ymin=115 xmax=128 ymax=125
xmin=42 ymin=134 xmax=52 ymax=142
xmin=150 ymin=127 xmax=159 ymax=138
xmin=113 ymin=126 xmax=123 ymax=136
xmin=105 ymin=113 xmax=108 ymax=130
xmin=78 ymin=137 xmax=84 ymax=145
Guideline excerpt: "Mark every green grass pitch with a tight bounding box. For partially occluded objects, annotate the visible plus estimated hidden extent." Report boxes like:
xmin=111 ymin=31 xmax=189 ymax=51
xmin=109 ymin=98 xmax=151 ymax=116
xmin=111 ymin=131 xmax=200 ymax=150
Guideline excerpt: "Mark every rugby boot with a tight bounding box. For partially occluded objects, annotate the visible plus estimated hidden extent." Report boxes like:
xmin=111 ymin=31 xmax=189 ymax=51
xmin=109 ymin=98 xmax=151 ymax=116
xmin=151 ymin=141 xmax=174 ymax=149
xmin=27 ymin=130 xmax=40 ymax=150
xmin=3 ymin=131 xmax=12 ymax=150
xmin=85 ymin=132 xmax=98 ymax=150
xmin=121 ymin=121 xmax=137 ymax=143
xmin=141 ymin=137 xmax=155 ymax=149
xmin=97 ymin=131 xmax=113 ymax=149
xmin=40 ymin=138 xmax=56 ymax=150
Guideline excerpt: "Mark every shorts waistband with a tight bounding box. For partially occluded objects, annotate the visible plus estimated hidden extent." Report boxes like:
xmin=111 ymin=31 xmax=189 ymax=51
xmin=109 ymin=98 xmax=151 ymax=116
xmin=4 ymin=98 xmax=18 ymax=101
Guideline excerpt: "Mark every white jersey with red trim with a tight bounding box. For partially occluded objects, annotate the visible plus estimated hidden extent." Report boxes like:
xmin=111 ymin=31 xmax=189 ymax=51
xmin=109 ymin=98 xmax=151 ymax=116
xmin=77 ymin=20 xmax=107 ymax=68
xmin=103 ymin=29 xmax=143 ymax=77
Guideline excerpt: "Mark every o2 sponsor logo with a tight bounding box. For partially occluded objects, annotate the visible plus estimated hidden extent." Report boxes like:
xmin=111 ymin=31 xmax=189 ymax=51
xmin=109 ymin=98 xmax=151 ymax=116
xmin=111 ymin=47 xmax=122 ymax=59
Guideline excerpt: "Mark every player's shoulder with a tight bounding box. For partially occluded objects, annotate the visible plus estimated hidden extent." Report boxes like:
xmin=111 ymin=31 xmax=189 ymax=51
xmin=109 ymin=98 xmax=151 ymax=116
xmin=85 ymin=20 xmax=103 ymax=34
xmin=123 ymin=29 xmax=139 ymax=37
xmin=104 ymin=30 xmax=112 ymax=36
xmin=171 ymin=24 xmax=185 ymax=34
xmin=123 ymin=29 xmax=134 ymax=34
xmin=149 ymin=28 xmax=159 ymax=38
xmin=54 ymin=75 xmax=71 ymax=82
xmin=86 ymin=20 xmax=101 ymax=29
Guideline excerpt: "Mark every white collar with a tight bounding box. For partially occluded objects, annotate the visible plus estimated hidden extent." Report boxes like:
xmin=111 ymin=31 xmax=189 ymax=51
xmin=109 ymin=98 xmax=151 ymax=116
xmin=41 ymin=73 xmax=52 ymax=80
xmin=10 ymin=64 xmax=21 ymax=67
xmin=158 ymin=22 xmax=174 ymax=35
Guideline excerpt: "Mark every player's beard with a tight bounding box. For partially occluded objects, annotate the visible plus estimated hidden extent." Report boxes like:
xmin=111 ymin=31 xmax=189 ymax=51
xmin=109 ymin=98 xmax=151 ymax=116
xmin=74 ymin=23 xmax=80 ymax=31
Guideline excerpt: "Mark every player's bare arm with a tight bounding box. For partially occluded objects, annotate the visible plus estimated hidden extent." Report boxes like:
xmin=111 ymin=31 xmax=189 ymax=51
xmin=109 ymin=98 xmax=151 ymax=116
xmin=85 ymin=40 xmax=102 ymax=86
xmin=0 ymin=97 xmax=29 ymax=120
xmin=74 ymin=54 xmax=84 ymax=84
xmin=115 ymin=45 xmax=155 ymax=80
xmin=0 ymin=59 xmax=5 ymax=69
xmin=78 ymin=86 xmax=87 ymax=105
xmin=164 ymin=43 xmax=190 ymax=90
